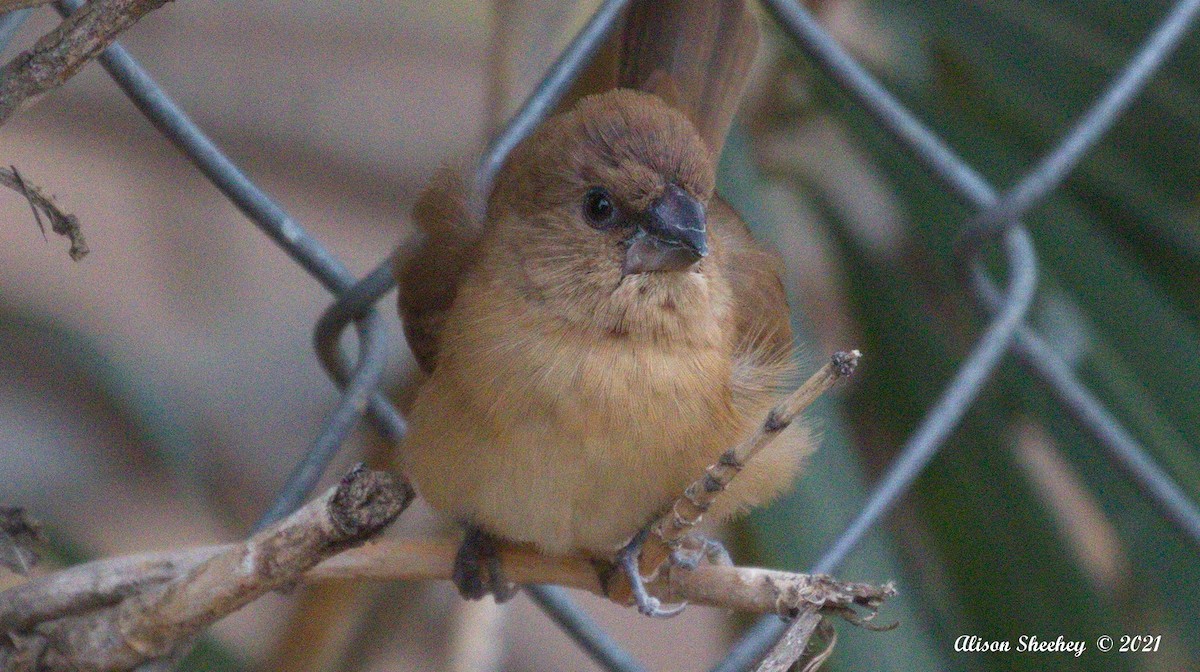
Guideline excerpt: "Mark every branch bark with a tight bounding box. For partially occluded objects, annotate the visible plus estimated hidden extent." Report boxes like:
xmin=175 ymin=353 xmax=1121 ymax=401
xmin=0 ymin=0 xmax=174 ymax=126
xmin=308 ymin=538 xmax=893 ymax=619
xmin=755 ymin=610 xmax=826 ymax=672
xmin=1 ymin=466 xmax=413 ymax=671
xmin=2 ymin=536 xmax=893 ymax=663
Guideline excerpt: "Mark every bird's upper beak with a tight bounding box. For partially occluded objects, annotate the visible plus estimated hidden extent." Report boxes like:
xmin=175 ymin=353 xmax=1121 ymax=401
xmin=621 ymin=184 xmax=708 ymax=276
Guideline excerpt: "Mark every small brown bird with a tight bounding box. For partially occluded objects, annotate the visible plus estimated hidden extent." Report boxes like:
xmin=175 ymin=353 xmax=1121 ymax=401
xmin=395 ymin=0 xmax=812 ymax=615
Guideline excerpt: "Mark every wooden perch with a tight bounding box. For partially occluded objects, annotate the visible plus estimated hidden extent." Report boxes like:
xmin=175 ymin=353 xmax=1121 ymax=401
xmin=1 ymin=538 xmax=894 ymax=666
xmin=0 ymin=466 xmax=413 ymax=671
xmin=308 ymin=538 xmax=894 ymax=620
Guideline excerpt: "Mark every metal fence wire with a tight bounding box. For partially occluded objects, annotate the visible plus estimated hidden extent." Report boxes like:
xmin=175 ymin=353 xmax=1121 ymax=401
xmin=29 ymin=0 xmax=1200 ymax=670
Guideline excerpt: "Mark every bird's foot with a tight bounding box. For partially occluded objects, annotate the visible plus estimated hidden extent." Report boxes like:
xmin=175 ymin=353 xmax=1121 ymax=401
xmin=453 ymin=525 xmax=517 ymax=603
xmin=615 ymin=528 xmax=687 ymax=618
xmin=669 ymin=534 xmax=732 ymax=570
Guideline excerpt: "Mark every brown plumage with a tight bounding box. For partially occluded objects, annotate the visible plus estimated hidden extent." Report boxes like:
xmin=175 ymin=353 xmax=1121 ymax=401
xmin=395 ymin=0 xmax=812 ymax=562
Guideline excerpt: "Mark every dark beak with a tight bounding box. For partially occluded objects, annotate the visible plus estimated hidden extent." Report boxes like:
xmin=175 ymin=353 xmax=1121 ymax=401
xmin=621 ymin=184 xmax=708 ymax=276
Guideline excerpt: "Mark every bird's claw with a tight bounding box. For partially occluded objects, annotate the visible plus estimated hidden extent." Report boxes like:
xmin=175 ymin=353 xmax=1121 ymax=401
xmin=638 ymin=594 xmax=688 ymax=618
xmin=616 ymin=528 xmax=687 ymax=618
xmin=453 ymin=525 xmax=517 ymax=603
xmin=670 ymin=548 xmax=702 ymax=571
xmin=670 ymin=535 xmax=732 ymax=570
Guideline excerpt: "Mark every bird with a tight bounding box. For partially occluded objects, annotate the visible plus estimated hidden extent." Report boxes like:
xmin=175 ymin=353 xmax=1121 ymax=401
xmin=394 ymin=0 xmax=813 ymax=616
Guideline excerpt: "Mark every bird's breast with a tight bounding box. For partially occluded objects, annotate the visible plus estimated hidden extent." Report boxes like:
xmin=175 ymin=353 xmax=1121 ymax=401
xmin=404 ymin=313 xmax=745 ymax=556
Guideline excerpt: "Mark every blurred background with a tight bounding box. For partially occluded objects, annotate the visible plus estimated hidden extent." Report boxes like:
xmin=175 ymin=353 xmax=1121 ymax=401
xmin=1 ymin=1 xmax=1198 ymax=670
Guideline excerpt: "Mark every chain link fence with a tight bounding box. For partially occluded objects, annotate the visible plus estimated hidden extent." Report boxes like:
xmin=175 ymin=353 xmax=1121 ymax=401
xmin=12 ymin=0 xmax=1200 ymax=670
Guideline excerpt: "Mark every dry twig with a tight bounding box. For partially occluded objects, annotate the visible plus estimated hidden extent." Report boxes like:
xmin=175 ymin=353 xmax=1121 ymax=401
xmin=0 ymin=0 xmax=173 ymax=126
xmin=0 ymin=0 xmax=176 ymax=264
xmin=0 ymin=508 xmax=44 ymax=576
xmin=0 ymin=466 xmax=413 ymax=671
xmin=757 ymin=610 xmax=824 ymax=672
xmin=1 ymin=166 xmax=87 ymax=260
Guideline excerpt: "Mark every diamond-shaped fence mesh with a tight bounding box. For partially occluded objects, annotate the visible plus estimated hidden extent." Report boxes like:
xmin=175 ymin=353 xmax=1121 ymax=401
xmin=18 ymin=0 xmax=1200 ymax=670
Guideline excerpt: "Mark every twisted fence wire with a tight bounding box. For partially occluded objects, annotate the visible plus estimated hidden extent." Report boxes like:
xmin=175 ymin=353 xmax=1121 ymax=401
xmin=29 ymin=0 xmax=1200 ymax=670
xmin=52 ymin=0 xmax=401 ymax=537
xmin=759 ymin=0 xmax=1200 ymax=555
xmin=712 ymin=1 xmax=1200 ymax=669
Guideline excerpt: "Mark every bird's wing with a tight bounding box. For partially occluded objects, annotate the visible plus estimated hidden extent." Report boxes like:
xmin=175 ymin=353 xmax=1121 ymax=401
xmin=703 ymin=196 xmax=806 ymax=525
xmin=560 ymin=0 xmax=759 ymax=160
xmin=711 ymin=197 xmax=796 ymax=396
xmin=396 ymin=169 xmax=480 ymax=373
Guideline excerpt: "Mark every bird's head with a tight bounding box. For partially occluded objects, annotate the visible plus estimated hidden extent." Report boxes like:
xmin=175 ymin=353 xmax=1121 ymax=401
xmin=486 ymin=89 xmax=727 ymax=340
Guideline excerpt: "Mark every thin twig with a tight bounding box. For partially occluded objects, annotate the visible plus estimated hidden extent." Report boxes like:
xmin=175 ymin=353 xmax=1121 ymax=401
xmin=607 ymin=350 xmax=862 ymax=604
xmin=0 ymin=466 xmax=413 ymax=671
xmin=0 ymin=166 xmax=87 ymax=260
xmin=756 ymin=609 xmax=822 ymax=672
xmin=656 ymin=350 xmax=861 ymax=546
xmin=11 ymin=165 xmax=46 ymax=241
xmin=0 ymin=0 xmax=173 ymax=126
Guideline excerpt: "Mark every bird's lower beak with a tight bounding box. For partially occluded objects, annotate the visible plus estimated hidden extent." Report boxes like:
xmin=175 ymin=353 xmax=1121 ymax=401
xmin=621 ymin=185 xmax=708 ymax=276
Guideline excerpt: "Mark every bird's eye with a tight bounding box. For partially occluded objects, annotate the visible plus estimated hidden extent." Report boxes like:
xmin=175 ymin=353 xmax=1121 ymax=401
xmin=583 ymin=187 xmax=617 ymax=229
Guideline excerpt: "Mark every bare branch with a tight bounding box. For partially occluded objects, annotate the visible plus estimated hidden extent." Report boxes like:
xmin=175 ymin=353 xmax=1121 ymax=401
xmin=1 ymin=510 xmax=889 ymax=669
xmin=656 ymin=349 xmax=862 ymax=546
xmin=0 ymin=0 xmax=174 ymax=127
xmin=0 ymin=549 xmax=221 ymax=634
xmin=314 ymin=539 xmax=892 ymax=624
xmin=3 ymin=536 xmax=892 ymax=636
xmin=1 ymin=466 xmax=413 ymax=671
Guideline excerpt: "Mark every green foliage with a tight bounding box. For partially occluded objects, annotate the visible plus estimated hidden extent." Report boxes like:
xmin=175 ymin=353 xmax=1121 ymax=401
xmin=736 ymin=0 xmax=1200 ymax=669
